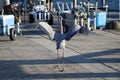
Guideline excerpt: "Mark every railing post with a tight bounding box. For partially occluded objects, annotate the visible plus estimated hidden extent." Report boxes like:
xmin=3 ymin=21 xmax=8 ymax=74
xmin=62 ymin=3 xmax=64 ymax=11
xmin=94 ymin=12 xmax=96 ymax=30
xmin=87 ymin=0 xmax=90 ymax=30
xmin=73 ymin=0 xmax=77 ymax=8
xmin=119 ymin=0 xmax=120 ymax=19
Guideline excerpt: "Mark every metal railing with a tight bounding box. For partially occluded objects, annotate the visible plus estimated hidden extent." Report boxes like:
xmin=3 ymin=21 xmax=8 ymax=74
xmin=107 ymin=12 xmax=120 ymax=22
xmin=35 ymin=12 xmax=50 ymax=21
xmin=56 ymin=2 xmax=73 ymax=12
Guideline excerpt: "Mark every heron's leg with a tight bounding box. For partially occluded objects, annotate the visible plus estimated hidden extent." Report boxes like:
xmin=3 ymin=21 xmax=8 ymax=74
xmin=56 ymin=49 xmax=59 ymax=67
xmin=62 ymin=48 xmax=65 ymax=71
xmin=59 ymin=48 xmax=65 ymax=72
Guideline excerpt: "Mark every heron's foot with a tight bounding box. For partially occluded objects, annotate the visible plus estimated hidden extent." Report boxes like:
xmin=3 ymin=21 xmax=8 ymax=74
xmin=54 ymin=65 xmax=64 ymax=72
xmin=58 ymin=68 xmax=64 ymax=72
xmin=58 ymin=65 xmax=64 ymax=72
xmin=54 ymin=65 xmax=59 ymax=68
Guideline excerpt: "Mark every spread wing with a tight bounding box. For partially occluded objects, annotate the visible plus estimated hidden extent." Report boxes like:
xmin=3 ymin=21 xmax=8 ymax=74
xmin=39 ymin=22 xmax=81 ymax=41
xmin=20 ymin=22 xmax=81 ymax=41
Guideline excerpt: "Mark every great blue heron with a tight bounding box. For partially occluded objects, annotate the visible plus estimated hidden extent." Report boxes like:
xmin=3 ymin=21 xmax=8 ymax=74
xmin=20 ymin=16 xmax=92 ymax=72
xmin=39 ymin=21 xmax=93 ymax=72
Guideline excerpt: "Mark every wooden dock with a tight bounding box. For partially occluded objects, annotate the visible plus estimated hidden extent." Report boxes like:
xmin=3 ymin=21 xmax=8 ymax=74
xmin=0 ymin=24 xmax=120 ymax=80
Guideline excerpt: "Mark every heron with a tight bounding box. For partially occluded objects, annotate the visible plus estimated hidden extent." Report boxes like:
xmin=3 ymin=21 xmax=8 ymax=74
xmin=20 ymin=15 xmax=92 ymax=72
xmin=38 ymin=18 xmax=93 ymax=72
xmin=18 ymin=12 xmax=92 ymax=71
